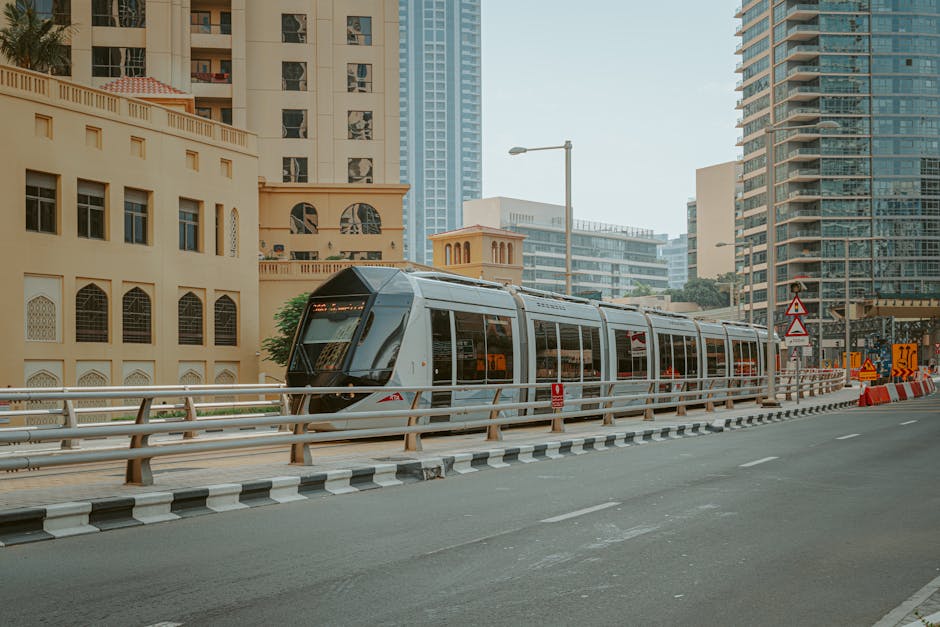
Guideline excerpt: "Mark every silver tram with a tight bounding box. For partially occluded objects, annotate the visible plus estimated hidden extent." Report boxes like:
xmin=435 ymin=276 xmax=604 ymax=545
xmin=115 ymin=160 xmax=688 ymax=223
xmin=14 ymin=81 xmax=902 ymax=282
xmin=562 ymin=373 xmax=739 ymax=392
xmin=286 ymin=267 xmax=778 ymax=430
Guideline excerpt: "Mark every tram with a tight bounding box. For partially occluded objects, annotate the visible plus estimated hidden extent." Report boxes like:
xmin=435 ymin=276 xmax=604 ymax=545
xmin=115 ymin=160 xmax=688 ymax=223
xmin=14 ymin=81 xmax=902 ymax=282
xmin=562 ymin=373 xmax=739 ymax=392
xmin=285 ymin=266 xmax=777 ymax=430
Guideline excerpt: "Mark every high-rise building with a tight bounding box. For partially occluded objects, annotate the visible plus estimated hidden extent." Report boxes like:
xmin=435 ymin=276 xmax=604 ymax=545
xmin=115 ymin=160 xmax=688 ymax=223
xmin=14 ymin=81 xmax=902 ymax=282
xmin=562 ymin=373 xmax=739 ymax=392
xmin=736 ymin=1 xmax=940 ymax=354
xmin=463 ymin=197 xmax=668 ymax=299
xmin=657 ymin=234 xmax=690 ymax=290
xmin=399 ymin=0 xmax=482 ymax=264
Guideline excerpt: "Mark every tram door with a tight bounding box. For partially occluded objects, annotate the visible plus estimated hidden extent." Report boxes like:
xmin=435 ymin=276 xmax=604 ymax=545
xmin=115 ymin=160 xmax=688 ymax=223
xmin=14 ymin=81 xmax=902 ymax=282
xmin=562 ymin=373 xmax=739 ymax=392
xmin=430 ymin=309 xmax=453 ymax=421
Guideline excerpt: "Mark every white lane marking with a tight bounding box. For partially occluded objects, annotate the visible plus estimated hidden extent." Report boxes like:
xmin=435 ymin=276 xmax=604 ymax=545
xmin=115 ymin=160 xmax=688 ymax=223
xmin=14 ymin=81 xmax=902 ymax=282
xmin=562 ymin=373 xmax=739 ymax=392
xmin=144 ymin=623 xmax=183 ymax=627
xmin=836 ymin=433 xmax=860 ymax=440
xmin=900 ymin=420 xmax=918 ymax=426
xmin=541 ymin=501 xmax=621 ymax=524
xmin=739 ymin=456 xmax=778 ymax=468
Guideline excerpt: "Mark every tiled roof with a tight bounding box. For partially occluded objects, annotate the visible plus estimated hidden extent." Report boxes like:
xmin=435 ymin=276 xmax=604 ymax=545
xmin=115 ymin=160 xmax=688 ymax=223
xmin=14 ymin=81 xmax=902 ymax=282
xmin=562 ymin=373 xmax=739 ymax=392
xmin=100 ymin=76 xmax=188 ymax=95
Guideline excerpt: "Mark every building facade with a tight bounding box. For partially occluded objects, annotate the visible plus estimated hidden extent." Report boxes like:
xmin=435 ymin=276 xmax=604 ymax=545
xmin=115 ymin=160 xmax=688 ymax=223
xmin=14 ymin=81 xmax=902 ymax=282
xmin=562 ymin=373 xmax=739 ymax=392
xmin=463 ymin=197 xmax=668 ymax=300
xmin=428 ymin=225 xmax=526 ymax=285
xmin=1 ymin=64 xmax=259 ymax=397
xmin=657 ymin=233 xmax=689 ymax=289
xmin=686 ymin=161 xmax=739 ymax=282
xmin=399 ymin=0 xmax=482 ymax=265
xmin=736 ymin=0 xmax=940 ymax=351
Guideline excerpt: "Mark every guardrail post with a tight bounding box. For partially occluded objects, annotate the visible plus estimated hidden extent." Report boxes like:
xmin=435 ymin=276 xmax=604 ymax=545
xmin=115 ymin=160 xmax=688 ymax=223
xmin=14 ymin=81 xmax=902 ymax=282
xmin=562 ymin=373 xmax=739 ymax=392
xmin=644 ymin=381 xmax=655 ymax=420
xmin=705 ymin=380 xmax=715 ymax=412
xmin=785 ymin=375 xmax=793 ymax=401
xmin=725 ymin=378 xmax=735 ymax=409
xmin=289 ymin=393 xmax=313 ymax=465
xmin=486 ymin=388 xmax=503 ymax=441
xmin=125 ymin=397 xmax=153 ymax=486
xmin=602 ymin=383 xmax=616 ymax=425
xmin=183 ymin=396 xmax=198 ymax=439
xmin=755 ymin=376 xmax=765 ymax=405
xmin=809 ymin=376 xmax=816 ymax=397
xmin=676 ymin=381 xmax=687 ymax=416
xmin=279 ymin=394 xmax=291 ymax=432
xmin=404 ymin=391 xmax=423 ymax=452
xmin=60 ymin=399 xmax=78 ymax=450
xmin=550 ymin=408 xmax=565 ymax=433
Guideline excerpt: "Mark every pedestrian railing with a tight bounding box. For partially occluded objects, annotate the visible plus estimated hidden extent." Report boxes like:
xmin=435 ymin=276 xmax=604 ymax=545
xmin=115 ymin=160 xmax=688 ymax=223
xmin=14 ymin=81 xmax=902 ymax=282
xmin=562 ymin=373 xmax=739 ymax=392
xmin=0 ymin=371 xmax=846 ymax=486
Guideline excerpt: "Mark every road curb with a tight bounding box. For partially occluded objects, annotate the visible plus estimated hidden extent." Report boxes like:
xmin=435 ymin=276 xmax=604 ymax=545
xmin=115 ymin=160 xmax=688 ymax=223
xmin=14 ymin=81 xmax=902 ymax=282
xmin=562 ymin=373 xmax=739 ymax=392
xmin=0 ymin=401 xmax=858 ymax=547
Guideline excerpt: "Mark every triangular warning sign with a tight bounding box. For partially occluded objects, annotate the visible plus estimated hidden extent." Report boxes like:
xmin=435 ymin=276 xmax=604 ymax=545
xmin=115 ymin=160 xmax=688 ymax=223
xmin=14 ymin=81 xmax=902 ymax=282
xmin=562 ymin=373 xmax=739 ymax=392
xmin=785 ymin=316 xmax=809 ymax=337
xmin=785 ymin=295 xmax=807 ymax=317
xmin=860 ymin=358 xmax=876 ymax=374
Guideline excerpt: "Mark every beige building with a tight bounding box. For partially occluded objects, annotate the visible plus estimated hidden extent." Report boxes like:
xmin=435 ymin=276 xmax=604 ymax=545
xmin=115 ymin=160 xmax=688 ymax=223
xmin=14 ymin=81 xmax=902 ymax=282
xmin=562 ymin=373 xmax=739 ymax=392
xmin=5 ymin=1 xmax=410 ymax=383
xmin=687 ymin=161 xmax=739 ymax=281
xmin=0 ymin=64 xmax=259 ymax=398
xmin=428 ymin=225 xmax=526 ymax=286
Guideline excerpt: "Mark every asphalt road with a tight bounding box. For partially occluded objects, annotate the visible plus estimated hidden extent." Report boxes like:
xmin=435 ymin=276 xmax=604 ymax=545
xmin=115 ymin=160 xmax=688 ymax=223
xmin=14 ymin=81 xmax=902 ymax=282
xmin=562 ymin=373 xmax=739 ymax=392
xmin=1 ymin=396 xmax=938 ymax=626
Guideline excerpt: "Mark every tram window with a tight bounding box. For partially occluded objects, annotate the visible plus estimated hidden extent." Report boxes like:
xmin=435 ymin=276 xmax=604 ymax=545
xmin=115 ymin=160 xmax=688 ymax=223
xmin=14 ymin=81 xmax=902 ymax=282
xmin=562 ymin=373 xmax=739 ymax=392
xmin=295 ymin=297 xmax=366 ymax=372
xmin=615 ymin=329 xmax=648 ymax=380
xmin=733 ymin=339 xmax=756 ymax=376
xmin=582 ymin=326 xmax=602 ymax=382
xmin=454 ymin=311 xmax=485 ymax=384
xmin=685 ymin=335 xmax=698 ymax=378
xmin=749 ymin=342 xmax=760 ymax=374
xmin=430 ymin=309 xmax=452 ymax=385
xmin=705 ymin=337 xmax=726 ymax=377
xmin=347 ymin=306 xmax=409 ymax=382
xmin=484 ymin=315 xmax=513 ymax=383
xmin=559 ymin=323 xmax=581 ymax=382
xmin=658 ymin=333 xmax=674 ymax=378
xmin=533 ymin=320 xmax=558 ymax=382
xmin=672 ymin=335 xmax=687 ymax=378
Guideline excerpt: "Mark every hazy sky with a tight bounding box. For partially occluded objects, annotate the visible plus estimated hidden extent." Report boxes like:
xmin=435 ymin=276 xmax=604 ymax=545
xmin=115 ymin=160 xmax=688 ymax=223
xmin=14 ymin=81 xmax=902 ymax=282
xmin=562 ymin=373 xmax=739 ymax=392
xmin=480 ymin=0 xmax=740 ymax=237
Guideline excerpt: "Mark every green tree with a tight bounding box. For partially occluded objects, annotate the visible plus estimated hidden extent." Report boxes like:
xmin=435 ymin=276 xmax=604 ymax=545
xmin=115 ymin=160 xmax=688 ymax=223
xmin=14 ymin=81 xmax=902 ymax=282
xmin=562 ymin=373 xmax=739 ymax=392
xmin=668 ymin=278 xmax=729 ymax=308
xmin=628 ymin=282 xmax=653 ymax=297
xmin=261 ymin=292 xmax=310 ymax=367
xmin=0 ymin=1 xmax=72 ymax=73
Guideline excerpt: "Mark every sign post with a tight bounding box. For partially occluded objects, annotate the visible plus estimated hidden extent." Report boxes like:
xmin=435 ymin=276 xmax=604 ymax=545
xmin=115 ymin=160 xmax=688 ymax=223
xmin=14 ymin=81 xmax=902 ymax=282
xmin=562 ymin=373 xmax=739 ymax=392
xmin=550 ymin=383 xmax=565 ymax=433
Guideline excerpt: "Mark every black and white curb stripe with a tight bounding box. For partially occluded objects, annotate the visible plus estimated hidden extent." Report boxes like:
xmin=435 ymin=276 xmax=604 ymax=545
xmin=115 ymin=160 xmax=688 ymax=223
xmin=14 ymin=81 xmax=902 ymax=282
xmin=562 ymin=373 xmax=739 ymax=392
xmin=0 ymin=404 xmax=854 ymax=547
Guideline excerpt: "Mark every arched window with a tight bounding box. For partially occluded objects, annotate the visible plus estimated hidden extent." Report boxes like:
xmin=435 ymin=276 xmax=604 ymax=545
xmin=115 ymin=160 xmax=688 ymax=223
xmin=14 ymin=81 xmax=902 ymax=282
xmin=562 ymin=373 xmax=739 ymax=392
xmin=491 ymin=242 xmax=498 ymax=263
xmin=444 ymin=244 xmax=452 ymax=265
xmin=123 ymin=370 xmax=151 ymax=387
xmin=215 ymin=369 xmax=236 ymax=385
xmin=178 ymin=292 xmax=203 ymax=345
xmin=289 ymin=202 xmax=318 ymax=234
xmin=507 ymin=243 xmax=514 ymax=265
xmin=180 ymin=369 xmax=203 ymax=386
xmin=463 ymin=242 xmax=470 ymax=263
xmin=122 ymin=287 xmax=151 ymax=344
xmin=228 ymin=208 xmax=239 ymax=257
xmin=76 ymin=283 xmax=108 ymax=343
xmin=339 ymin=203 xmax=382 ymax=234
xmin=214 ymin=295 xmax=237 ymax=346
xmin=454 ymin=242 xmax=462 ymax=264
xmin=499 ymin=242 xmax=506 ymax=264
xmin=26 ymin=295 xmax=56 ymax=341
xmin=77 ymin=370 xmax=108 ymax=419
xmin=26 ymin=370 xmax=59 ymax=410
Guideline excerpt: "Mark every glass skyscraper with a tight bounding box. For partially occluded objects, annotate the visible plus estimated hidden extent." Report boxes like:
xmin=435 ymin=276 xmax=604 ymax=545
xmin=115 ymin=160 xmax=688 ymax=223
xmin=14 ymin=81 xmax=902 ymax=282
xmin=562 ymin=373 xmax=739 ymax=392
xmin=736 ymin=0 xmax=940 ymax=354
xmin=399 ymin=0 xmax=482 ymax=264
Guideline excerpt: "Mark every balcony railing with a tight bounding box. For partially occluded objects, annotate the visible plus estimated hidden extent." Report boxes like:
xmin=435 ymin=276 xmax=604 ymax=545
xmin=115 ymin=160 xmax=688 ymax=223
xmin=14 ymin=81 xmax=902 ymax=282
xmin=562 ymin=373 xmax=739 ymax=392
xmin=190 ymin=23 xmax=232 ymax=35
xmin=191 ymin=72 xmax=231 ymax=84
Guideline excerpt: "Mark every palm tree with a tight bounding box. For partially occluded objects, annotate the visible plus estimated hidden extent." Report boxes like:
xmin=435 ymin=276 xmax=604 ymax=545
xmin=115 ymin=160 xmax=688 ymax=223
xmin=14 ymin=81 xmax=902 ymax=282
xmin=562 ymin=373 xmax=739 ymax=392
xmin=0 ymin=1 xmax=72 ymax=73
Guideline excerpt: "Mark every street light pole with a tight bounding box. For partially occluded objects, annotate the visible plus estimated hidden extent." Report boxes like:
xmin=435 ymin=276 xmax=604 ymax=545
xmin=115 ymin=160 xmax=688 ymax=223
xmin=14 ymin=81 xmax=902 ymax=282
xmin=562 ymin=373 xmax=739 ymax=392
xmin=509 ymin=141 xmax=573 ymax=295
xmin=844 ymin=237 xmax=853 ymax=387
xmin=747 ymin=241 xmax=754 ymax=325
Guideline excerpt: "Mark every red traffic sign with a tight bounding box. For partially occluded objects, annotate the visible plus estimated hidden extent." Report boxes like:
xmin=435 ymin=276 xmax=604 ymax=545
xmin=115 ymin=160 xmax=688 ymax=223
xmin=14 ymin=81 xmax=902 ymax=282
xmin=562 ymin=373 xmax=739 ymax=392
xmin=785 ymin=316 xmax=809 ymax=337
xmin=785 ymin=295 xmax=808 ymax=317
xmin=551 ymin=383 xmax=564 ymax=409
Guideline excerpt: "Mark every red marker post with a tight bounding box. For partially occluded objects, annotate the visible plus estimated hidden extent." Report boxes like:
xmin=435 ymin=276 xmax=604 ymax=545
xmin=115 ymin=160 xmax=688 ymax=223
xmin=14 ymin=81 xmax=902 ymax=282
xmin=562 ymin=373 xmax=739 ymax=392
xmin=550 ymin=383 xmax=565 ymax=433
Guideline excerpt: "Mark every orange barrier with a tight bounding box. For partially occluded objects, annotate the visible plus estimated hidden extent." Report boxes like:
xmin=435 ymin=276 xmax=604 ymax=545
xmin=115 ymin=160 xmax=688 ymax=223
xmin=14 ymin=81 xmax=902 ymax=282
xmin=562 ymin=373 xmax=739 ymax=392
xmin=895 ymin=384 xmax=908 ymax=401
xmin=858 ymin=385 xmax=892 ymax=407
xmin=859 ymin=378 xmax=936 ymax=407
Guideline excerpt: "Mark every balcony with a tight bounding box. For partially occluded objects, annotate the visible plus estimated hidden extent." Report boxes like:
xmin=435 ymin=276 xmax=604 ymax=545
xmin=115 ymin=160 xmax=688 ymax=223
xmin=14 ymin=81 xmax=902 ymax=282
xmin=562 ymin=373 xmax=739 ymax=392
xmin=191 ymin=24 xmax=232 ymax=50
xmin=191 ymin=72 xmax=232 ymax=98
xmin=784 ymin=167 xmax=820 ymax=182
xmin=786 ymin=188 xmax=822 ymax=202
xmin=781 ymin=106 xmax=821 ymax=123
xmin=781 ymin=23 xmax=820 ymax=42
xmin=784 ymin=228 xmax=822 ymax=241
xmin=784 ymin=4 xmax=820 ymax=21
xmin=782 ymin=84 xmax=822 ymax=102
xmin=777 ymin=207 xmax=822 ymax=222
xmin=787 ymin=64 xmax=821 ymax=81
xmin=780 ymin=44 xmax=820 ymax=63
xmin=781 ymin=146 xmax=821 ymax=163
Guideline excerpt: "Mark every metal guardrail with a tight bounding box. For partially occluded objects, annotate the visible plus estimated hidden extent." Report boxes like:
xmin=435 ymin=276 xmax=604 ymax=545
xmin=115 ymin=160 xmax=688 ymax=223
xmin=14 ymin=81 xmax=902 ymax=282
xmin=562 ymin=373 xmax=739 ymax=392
xmin=0 ymin=371 xmax=846 ymax=486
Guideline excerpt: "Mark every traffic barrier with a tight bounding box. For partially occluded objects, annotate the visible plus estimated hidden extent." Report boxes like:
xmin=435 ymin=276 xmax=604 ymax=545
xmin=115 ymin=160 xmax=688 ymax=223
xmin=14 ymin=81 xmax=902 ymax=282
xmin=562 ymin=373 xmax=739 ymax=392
xmin=911 ymin=381 xmax=923 ymax=397
xmin=895 ymin=384 xmax=907 ymax=401
xmin=902 ymin=382 xmax=915 ymax=399
xmin=886 ymin=384 xmax=900 ymax=402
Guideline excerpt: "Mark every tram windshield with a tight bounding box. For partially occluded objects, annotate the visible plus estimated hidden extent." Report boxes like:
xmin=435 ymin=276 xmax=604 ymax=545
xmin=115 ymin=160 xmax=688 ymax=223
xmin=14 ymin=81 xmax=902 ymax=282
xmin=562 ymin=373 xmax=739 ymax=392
xmin=293 ymin=298 xmax=367 ymax=373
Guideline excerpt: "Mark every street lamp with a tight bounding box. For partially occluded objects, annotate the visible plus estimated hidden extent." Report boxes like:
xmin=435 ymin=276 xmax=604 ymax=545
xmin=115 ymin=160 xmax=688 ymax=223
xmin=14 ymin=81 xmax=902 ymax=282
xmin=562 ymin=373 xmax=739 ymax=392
xmin=762 ymin=119 xmax=840 ymax=407
xmin=716 ymin=240 xmax=754 ymax=324
xmin=509 ymin=141 xmax=573 ymax=295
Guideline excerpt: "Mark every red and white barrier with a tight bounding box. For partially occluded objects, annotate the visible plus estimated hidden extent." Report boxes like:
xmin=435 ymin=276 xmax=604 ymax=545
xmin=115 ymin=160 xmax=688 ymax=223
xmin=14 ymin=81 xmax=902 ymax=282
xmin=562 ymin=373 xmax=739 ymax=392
xmin=858 ymin=376 xmax=937 ymax=407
